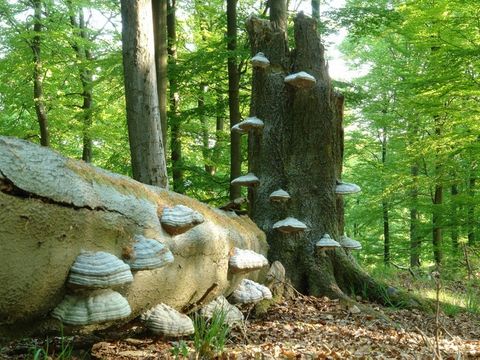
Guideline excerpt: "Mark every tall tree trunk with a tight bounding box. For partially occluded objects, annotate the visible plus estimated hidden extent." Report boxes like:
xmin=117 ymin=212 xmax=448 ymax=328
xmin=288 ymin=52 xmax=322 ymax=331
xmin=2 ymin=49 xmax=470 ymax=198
xmin=381 ymin=130 xmax=390 ymax=266
xmin=67 ymin=2 xmax=94 ymax=162
xmin=120 ymin=0 xmax=168 ymax=188
xmin=227 ymin=0 xmax=241 ymax=200
xmin=410 ymin=163 xmax=421 ymax=267
xmin=467 ymin=174 xmax=476 ymax=245
xmin=198 ymin=83 xmax=214 ymax=175
xmin=152 ymin=0 xmax=168 ymax=161
xmin=311 ymin=0 xmax=320 ymax=21
xmin=31 ymin=0 xmax=49 ymax=147
xmin=246 ymin=4 xmax=390 ymax=302
xmin=167 ymin=0 xmax=183 ymax=193
xmin=450 ymin=183 xmax=459 ymax=250
xmin=432 ymin=122 xmax=443 ymax=265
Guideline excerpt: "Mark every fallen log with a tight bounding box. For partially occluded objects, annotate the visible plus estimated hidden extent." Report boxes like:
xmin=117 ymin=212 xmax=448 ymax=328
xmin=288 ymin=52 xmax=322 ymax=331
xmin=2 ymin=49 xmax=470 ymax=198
xmin=0 ymin=136 xmax=267 ymax=338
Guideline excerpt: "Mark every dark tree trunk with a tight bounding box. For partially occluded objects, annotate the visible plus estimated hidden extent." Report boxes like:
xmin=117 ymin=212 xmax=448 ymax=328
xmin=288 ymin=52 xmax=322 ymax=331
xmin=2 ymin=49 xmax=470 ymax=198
xmin=467 ymin=175 xmax=476 ymax=245
xmin=227 ymin=0 xmax=241 ymax=200
xmin=120 ymin=0 xmax=168 ymax=187
xmin=311 ymin=0 xmax=320 ymax=21
xmin=31 ymin=0 xmax=49 ymax=147
xmin=410 ymin=163 xmax=421 ymax=267
xmin=152 ymin=0 xmax=168 ymax=161
xmin=450 ymin=183 xmax=459 ymax=250
xmin=246 ymin=6 xmax=388 ymax=301
xmin=381 ymin=131 xmax=390 ymax=266
xmin=432 ymin=122 xmax=443 ymax=265
xmin=198 ymin=84 xmax=214 ymax=175
xmin=67 ymin=2 xmax=93 ymax=162
xmin=167 ymin=0 xmax=183 ymax=193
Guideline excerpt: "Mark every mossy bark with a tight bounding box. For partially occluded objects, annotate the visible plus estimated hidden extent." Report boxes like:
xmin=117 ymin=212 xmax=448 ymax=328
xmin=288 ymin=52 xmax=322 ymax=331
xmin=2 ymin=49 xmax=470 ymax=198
xmin=246 ymin=12 xmax=394 ymax=304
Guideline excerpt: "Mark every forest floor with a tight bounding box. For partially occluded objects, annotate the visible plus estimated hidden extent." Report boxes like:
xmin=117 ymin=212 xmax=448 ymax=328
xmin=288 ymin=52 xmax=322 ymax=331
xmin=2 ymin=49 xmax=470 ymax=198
xmin=1 ymin=273 xmax=480 ymax=359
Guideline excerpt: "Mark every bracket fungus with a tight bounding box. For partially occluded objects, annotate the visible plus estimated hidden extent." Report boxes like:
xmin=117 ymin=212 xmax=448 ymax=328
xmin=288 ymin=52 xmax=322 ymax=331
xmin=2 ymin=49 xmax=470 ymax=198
xmin=160 ymin=205 xmax=204 ymax=235
xmin=229 ymin=248 xmax=269 ymax=273
xmin=231 ymin=116 xmax=264 ymax=133
xmin=230 ymin=173 xmax=260 ymax=187
xmin=269 ymin=189 xmax=291 ymax=202
xmin=200 ymin=296 xmax=244 ymax=325
xmin=284 ymin=71 xmax=316 ymax=89
xmin=52 ymin=289 xmax=131 ymax=326
xmin=335 ymin=180 xmax=361 ymax=195
xmin=273 ymin=217 xmax=307 ymax=233
xmin=126 ymin=235 xmax=174 ymax=270
xmin=250 ymin=52 xmax=270 ymax=68
xmin=143 ymin=303 xmax=194 ymax=337
xmin=230 ymin=279 xmax=272 ymax=304
xmin=338 ymin=235 xmax=362 ymax=250
xmin=68 ymin=251 xmax=133 ymax=288
xmin=315 ymin=233 xmax=341 ymax=250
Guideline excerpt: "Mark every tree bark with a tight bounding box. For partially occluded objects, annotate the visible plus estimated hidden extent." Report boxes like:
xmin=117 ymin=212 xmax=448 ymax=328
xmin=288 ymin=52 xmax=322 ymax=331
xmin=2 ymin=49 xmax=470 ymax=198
xmin=467 ymin=175 xmax=476 ymax=245
xmin=152 ymin=0 xmax=168 ymax=161
xmin=246 ymin=8 xmax=389 ymax=302
xmin=311 ymin=0 xmax=320 ymax=21
xmin=410 ymin=163 xmax=421 ymax=267
xmin=167 ymin=0 xmax=183 ymax=193
xmin=381 ymin=130 xmax=390 ymax=266
xmin=67 ymin=2 xmax=94 ymax=162
xmin=450 ymin=183 xmax=459 ymax=250
xmin=227 ymin=0 xmax=241 ymax=200
xmin=31 ymin=0 xmax=49 ymax=147
xmin=432 ymin=122 xmax=443 ymax=265
xmin=120 ymin=0 xmax=168 ymax=188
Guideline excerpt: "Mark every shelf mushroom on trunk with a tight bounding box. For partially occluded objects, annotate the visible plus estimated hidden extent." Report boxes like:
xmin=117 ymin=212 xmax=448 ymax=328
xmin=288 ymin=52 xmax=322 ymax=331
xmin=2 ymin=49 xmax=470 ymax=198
xmin=251 ymin=52 xmax=270 ymax=68
xmin=338 ymin=234 xmax=362 ymax=250
xmin=284 ymin=71 xmax=316 ymax=89
xmin=272 ymin=217 xmax=307 ymax=233
xmin=231 ymin=173 xmax=260 ymax=187
xmin=335 ymin=180 xmax=361 ymax=195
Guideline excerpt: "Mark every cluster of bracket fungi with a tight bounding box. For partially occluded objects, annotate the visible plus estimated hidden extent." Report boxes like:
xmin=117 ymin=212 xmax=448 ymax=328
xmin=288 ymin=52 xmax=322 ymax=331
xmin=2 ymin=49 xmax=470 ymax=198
xmin=230 ymin=51 xmax=364 ymax=256
xmin=51 ymin=201 xmax=272 ymax=337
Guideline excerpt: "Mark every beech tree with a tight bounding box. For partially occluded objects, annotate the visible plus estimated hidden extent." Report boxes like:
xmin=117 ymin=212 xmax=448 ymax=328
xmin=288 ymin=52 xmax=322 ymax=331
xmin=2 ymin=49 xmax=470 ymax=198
xmin=120 ymin=0 xmax=168 ymax=187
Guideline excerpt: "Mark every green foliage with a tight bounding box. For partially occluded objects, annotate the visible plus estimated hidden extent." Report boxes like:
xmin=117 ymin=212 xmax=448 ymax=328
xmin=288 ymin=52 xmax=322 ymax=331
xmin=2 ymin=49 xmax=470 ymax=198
xmin=170 ymin=340 xmax=189 ymax=359
xmin=193 ymin=310 xmax=231 ymax=358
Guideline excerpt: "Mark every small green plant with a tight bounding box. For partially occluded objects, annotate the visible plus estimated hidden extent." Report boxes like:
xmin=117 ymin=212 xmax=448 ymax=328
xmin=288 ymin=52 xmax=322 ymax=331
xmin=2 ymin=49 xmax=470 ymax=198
xmin=170 ymin=340 xmax=189 ymax=359
xmin=30 ymin=327 xmax=74 ymax=360
xmin=465 ymin=286 xmax=480 ymax=314
xmin=193 ymin=309 xmax=231 ymax=359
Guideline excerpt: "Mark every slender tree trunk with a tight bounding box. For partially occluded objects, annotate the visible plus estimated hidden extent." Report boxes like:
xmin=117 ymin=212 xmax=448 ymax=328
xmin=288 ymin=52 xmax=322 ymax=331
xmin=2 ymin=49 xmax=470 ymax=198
xmin=432 ymin=123 xmax=443 ymax=265
xmin=167 ymin=0 xmax=183 ymax=193
xmin=311 ymin=0 xmax=320 ymax=21
xmin=467 ymin=175 xmax=475 ymax=245
xmin=120 ymin=0 xmax=168 ymax=187
xmin=227 ymin=0 xmax=241 ymax=200
xmin=450 ymin=183 xmax=459 ymax=250
xmin=152 ymin=0 xmax=168 ymax=161
xmin=31 ymin=0 xmax=49 ymax=147
xmin=67 ymin=2 xmax=93 ymax=162
xmin=246 ymin=4 xmax=390 ymax=303
xmin=381 ymin=130 xmax=390 ymax=266
xmin=198 ymin=83 xmax=214 ymax=175
xmin=208 ymin=91 xmax=225 ymax=176
xmin=410 ymin=163 xmax=421 ymax=267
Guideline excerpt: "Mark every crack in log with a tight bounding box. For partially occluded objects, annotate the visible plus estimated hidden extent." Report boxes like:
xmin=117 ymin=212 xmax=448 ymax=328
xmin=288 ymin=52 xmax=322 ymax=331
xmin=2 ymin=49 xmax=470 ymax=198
xmin=0 ymin=176 xmax=136 ymax=222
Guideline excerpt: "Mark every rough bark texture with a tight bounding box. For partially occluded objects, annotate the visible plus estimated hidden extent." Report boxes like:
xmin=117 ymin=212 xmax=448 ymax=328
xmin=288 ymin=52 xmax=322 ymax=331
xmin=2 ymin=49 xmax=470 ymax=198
xmin=152 ymin=0 xmax=168 ymax=160
xmin=120 ymin=0 xmax=168 ymax=188
xmin=381 ymin=132 xmax=390 ymax=266
xmin=410 ymin=163 xmax=421 ymax=267
xmin=227 ymin=0 xmax=242 ymax=200
xmin=31 ymin=0 xmax=49 ymax=147
xmin=167 ymin=0 xmax=183 ymax=193
xmin=0 ymin=136 xmax=267 ymax=338
xmin=246 ymin=12 xmax=386 ymax=301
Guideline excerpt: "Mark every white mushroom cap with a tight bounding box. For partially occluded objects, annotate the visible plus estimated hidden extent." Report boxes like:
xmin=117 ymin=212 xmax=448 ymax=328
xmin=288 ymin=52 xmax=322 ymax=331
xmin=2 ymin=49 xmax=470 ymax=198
xmin=230 ymin=279 xmax=272 ymax=304
xmin=237 ymin=117 xmax=264 ymax=133
xmin=161 ymin=205 xmax=204 ymax=235
xmin=335 ymin=181 xmax=361 ymax=195
xmin=143 ymin=303 xmax=194 ymax=337
xmin=251 ymin=52 xmax=270 ymax=68
xmin=52 ymin=289 xmax=131 ymax=325
xmin=273 ymin=217 xmax=307 ymax=233
xmin=269 ymin=189 xmax=291 ymax=202
xmin=200 ymin=296 xmax=244 ymax=325
xmin=68 ymin=251 xmax=133 ymax=288
xmin=229 ymin=248 xmax=268 ymax=273
xmin=315 ymin=234 xmax=341 ymax=249
xmin=339 ymin=235 xmax=362 ymax=250
xmin=231 ymin=123 xmax=246 ymax=134
xmin=284 ymin=71 xmax=316 ymax=88
xmin=126 ymin=235 xmax=174 ymax=270
xmin=230 ymin=173 xmax=260 ymax=187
